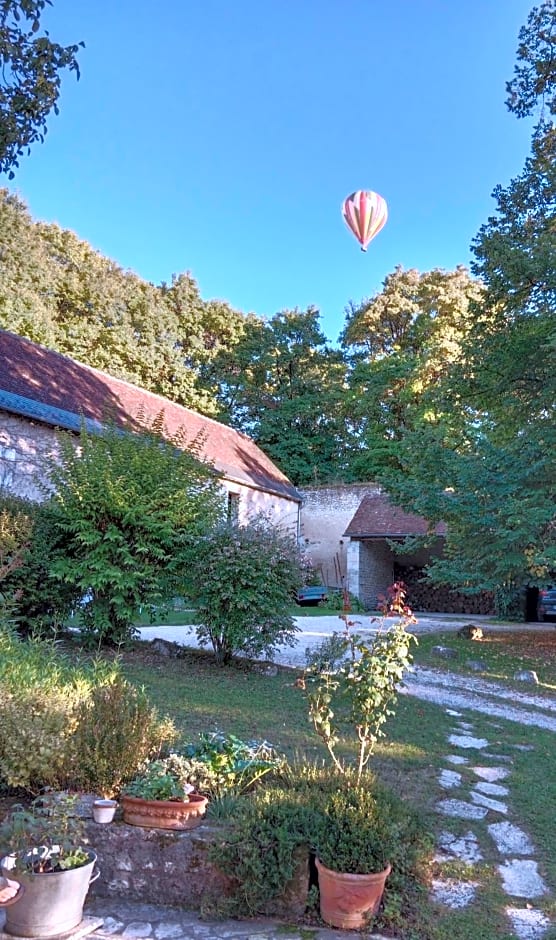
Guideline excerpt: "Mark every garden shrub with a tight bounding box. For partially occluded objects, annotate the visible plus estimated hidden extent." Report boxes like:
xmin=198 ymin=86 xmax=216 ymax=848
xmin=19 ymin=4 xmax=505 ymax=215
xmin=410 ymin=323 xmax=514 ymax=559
xmin=208 ymin=763 xmax=432 ymax=926
xmin=187 ymin=518 xmax=303 ymax=664
xmin=0 ymin=626 xmax=175 ymax=793
xmin=71 ymin=673 xmax=177 ymax=795
xmin=42 ymin=418 xmax=224 ymax=646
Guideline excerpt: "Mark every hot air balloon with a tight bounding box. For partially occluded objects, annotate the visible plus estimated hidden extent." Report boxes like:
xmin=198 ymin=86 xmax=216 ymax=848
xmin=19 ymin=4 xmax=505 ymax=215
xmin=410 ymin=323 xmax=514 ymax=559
xmin=342 ymin=190 xmax=388 ymax=251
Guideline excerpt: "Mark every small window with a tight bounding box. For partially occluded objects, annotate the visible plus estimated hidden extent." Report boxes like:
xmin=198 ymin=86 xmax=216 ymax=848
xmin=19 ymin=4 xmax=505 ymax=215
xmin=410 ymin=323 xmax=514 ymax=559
xmin=227 ymin=492 xmax=240 ymax=524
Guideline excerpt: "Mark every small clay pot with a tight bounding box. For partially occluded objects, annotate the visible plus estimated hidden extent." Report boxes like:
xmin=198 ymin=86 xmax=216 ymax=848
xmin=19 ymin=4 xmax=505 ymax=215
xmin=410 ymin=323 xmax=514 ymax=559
xmin=92 ymin=799 xmax=118 ymax=824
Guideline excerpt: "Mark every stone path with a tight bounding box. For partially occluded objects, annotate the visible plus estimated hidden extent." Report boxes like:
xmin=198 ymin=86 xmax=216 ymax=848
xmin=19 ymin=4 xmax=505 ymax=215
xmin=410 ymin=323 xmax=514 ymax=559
xmin=432 ymin=708 xmax=552 ymax=939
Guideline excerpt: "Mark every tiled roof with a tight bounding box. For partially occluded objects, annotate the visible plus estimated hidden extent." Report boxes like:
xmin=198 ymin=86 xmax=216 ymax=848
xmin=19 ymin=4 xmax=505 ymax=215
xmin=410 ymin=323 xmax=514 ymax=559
xmin=344 ymin=494 xmax=446 ymax=537
xmin=0 ymin=330 xmax=301 ymax=502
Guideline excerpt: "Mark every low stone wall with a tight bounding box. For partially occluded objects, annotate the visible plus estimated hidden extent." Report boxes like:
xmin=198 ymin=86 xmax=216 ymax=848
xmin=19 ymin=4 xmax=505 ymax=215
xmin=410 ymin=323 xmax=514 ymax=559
xmin=86 ymin=818 xmax=227 ymax=907
xmin=85 ymin=817 xmax=309 ymax=917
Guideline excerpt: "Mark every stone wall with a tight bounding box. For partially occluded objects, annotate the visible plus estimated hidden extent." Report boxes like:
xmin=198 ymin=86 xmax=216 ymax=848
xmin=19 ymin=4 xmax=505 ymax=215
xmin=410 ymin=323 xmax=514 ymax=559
xmin=0 ymin=411 xmax=60 ymax=501
xmin=357 ymin=540 xmax=394 ymax=609
xmin=299 ymin=483 xmax=380 ymax=588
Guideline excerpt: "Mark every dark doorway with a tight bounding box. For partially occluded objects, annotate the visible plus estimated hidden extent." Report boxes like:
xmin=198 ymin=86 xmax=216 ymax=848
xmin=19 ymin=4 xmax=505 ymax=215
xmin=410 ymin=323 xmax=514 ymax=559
xmin=525 ymin=586 xmax=540 ymax=622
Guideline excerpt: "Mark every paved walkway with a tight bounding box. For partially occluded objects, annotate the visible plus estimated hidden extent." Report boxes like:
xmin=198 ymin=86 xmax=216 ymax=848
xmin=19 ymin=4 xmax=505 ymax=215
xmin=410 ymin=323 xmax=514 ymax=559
xmin=83 ymin=898 xmax=390 ymax=940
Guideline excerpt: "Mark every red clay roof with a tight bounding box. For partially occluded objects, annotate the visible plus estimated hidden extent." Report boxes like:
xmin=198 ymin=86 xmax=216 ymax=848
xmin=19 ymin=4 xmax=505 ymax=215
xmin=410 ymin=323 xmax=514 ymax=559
xmin=344 ymin=494 xmax=446 ymax=538
xmin=0 ymin=330 xmax=300 ymax=501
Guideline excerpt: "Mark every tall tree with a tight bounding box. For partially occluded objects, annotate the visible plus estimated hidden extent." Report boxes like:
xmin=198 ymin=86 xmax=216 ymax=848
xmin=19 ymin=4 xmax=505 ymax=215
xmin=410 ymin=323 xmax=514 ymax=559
xmin=209 ymin=307 xmax=349 ymax=485
xmin=378 ymin=1 xmax=556 ymax=613
xmin=0 ymin=190 xmax=246 ymax=415
xmin=0 ymin=0 xmax=82 ymax=176
xmin=340 ymin=266 xmax=483 ymax=479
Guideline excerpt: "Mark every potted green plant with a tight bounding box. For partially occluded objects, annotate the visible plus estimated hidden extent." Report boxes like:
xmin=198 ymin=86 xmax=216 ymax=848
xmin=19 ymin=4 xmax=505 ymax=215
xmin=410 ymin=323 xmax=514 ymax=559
xmin=0 ymin=792 xmax=98 ymax=938
xmin=121 ymin=754 xmax=208 ymax=830
xmin=314 ymin=784 xmax=395 ymax=930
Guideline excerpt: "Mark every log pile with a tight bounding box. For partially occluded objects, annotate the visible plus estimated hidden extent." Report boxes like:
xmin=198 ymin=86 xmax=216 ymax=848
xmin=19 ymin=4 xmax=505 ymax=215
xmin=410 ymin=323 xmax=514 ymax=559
xmin=395 ymin=565 xmax=494 ymax=615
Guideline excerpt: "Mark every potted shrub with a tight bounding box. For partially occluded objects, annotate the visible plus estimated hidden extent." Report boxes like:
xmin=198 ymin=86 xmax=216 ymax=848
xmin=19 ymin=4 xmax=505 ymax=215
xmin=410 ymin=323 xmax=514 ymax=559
xmin=0 ymin=792 xmax=98 ymax=938
xmin=121 ymin=754 xmax=208 ymax=830
xmin=314 ymin=784 xmax=395 ymax=930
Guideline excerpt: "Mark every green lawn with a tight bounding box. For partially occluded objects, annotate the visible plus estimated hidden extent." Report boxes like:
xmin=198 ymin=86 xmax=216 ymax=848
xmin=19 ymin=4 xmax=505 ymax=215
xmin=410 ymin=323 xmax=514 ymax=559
xmin=114 ymin=633 xmax=556 ymax=940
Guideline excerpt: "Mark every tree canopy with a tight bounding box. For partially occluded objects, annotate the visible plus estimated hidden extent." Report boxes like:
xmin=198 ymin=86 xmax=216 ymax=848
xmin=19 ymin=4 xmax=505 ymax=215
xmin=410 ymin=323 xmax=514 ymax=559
xmin=0 ymin=0 xmax=82 ymax=176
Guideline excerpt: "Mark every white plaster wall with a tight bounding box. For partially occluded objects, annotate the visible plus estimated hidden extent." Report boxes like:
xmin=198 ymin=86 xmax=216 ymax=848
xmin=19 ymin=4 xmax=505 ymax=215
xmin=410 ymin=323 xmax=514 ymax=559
xmin=299 ymin=483 xmax=381 ymax=587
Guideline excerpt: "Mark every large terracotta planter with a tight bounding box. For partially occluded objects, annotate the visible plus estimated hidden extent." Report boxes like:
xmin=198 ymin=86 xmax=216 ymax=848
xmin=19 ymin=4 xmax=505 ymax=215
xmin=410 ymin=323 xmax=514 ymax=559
xmin=121 ymin=793 xmax=208 ymax=830
xmin=316 ymin=857 xmax=391 ymax=930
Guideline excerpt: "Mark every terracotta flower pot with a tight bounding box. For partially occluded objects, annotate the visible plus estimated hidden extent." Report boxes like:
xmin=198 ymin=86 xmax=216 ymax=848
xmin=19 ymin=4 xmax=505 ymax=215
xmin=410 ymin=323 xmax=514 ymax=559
xmin=316 ymin=857 xmax=391 ymax=930
xmin=121 ymin=793 xmax=208 ymax=830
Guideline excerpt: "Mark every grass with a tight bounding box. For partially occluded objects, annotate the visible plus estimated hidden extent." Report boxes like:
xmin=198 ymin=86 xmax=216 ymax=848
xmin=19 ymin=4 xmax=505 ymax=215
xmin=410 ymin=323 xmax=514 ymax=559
xmin=111 ymin=629 xmax=556 ymax=940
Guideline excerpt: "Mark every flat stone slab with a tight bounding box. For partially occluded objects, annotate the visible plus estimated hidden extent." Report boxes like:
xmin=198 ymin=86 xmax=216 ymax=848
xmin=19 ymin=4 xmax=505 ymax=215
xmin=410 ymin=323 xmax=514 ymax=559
xmin=445 ymin=754 xmax=469 ymax=765
xmin=498 ymin=860 xmax=548 ymax=898
xmin=0 ymin=917 xmax=104 ymax=940
xmin=439 ymin=769 xmax=462 ymax=789
xmin=446 ymin=709 xmax=463 ymax=717
xmin=448 ymin=734 xmax=489 ymax=749
xmin=506 ymin=906 xmax=552 ymax=939
xmin=456 ymin=721 xmax=474 ymax=730
xmin=436 ymin=799 xmax=488 ymax=820
xmin=470 ymin=791 xmax=508 ymax=814
xmin=430 ymin=878 xmax=478 ymax=908
xmin=437 ymin=830 xmax=482 ymax=864
xmin=475 ymin=781 xmax=509 ymax=797
xmin=472 ymin=765 xmax=510 ymax=782
xmin=489 ymin=822 xmax=535 ymax=856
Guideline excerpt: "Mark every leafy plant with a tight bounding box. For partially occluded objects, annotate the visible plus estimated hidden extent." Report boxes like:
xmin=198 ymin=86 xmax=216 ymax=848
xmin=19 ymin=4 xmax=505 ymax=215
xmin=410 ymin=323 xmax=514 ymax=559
xmin=123 ymin=754 xmax=199 ymax=801
xmin=187 ymin=518 xmax=303 ymax=664
xmin=300 ymin=582 xmax=417 ymax=782
xmin=182 ymin=731 xmax=285 ymax=797
xmin=0 ymin=792 xmax=89 ymax=873
xmin=0 ymin=627 xmax=174 ymax=793
xmin=314 ymin=784 xmax=408 ymax=874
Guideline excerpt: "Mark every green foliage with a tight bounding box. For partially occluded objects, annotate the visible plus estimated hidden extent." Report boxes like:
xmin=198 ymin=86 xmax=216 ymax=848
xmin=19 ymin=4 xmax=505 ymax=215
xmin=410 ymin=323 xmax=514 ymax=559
xmin=314 ymin=780 xmax=428 ymax=875
xmin=188 ymin=519 xmax=303 ymax=665
xmin=210 ymin=307 xmax=350 ymax=485
xmin=340 ymin=265 xmax=483 ymax=479
xmin=0 ymin=493 xmax=33 ymax=580
xmin=0 ymin=792 xmax=88 ymax=873
xmin=0 ymin=496 xmax=81 ymax=634
xmin=123 ymin=755 xmax=197 ymax=801
xmin=208 ymin=764 xmax=431 ymax=918
xmin=71 ymin=674 xmax=177 ymax=796
xmin=0 ymin=1 xmax=83 ymax=176
xmin=181 ymin=731 xmax=285 ymax=797
xmin=43 ymin=418 xmax=224 ymax=646
xmin=0 ymin=627 xmax=174 ymax=793
xmin=0 ymin=191 xmax=245 ymax=413
xmin=301 ymin=584 xmax=417 ymax=782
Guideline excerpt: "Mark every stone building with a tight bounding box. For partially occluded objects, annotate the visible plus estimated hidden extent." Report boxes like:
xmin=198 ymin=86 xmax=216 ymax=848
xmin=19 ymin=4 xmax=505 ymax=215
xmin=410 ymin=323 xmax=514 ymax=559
xmin=0 ymin=330 xmax=301 ymax=532
xmin=299 ymin=483 xmax=382 ymax=589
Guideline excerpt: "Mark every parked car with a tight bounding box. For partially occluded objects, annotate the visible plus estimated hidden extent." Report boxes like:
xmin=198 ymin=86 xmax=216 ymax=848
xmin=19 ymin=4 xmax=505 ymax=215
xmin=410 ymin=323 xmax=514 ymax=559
xmin=538 ymin=588 xmax=556 ymax=622
xmin=296 ymin=586 xmax=329 ymax=606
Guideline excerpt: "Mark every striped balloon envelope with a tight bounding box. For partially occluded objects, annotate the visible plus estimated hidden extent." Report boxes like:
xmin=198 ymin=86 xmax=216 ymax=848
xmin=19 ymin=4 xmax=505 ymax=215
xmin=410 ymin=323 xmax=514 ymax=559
xmin=341 ymin=190 xmax=388 ymax=251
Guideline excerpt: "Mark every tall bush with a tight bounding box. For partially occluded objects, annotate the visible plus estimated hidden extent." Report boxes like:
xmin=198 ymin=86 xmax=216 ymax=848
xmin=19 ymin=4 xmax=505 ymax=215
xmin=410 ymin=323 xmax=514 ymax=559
xmin=187 ymin=519 xmax=303 ymax=664
xmin=43 ymin=417 xmax=224 ymax=645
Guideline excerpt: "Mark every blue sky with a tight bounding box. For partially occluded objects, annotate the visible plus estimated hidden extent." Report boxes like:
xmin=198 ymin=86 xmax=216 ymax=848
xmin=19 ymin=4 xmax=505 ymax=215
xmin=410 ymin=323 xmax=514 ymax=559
xmin=6 ymin=0 xmax=534 ymax=341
